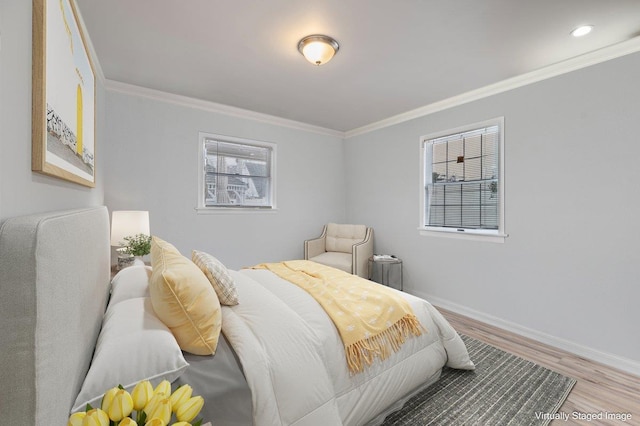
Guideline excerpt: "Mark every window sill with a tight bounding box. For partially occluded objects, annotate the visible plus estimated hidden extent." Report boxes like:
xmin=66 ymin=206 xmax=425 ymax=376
xmin=418 ymin=227 xmax=507 ymax=243
xmin=195 ymin=207 xmax=278 ymax=215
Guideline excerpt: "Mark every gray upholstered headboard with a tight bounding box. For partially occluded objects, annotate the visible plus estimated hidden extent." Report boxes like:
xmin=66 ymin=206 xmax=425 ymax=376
xmin=0 ymin=207 xmax=110 ymax=425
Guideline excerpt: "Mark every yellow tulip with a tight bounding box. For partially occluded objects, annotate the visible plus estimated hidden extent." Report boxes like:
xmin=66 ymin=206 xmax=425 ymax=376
xmin=154 ymin=380 xmax=171 ymax=395
xmin=81 ymin=408 xmax=110 ymax=426
xmin=146 ymin=397 xmax=172 ymax=425
xmin=101 ymin=387 xmax=119 ymax=412
xmin=119 ymin=418 xmax=138 ymax=426
xmin=67 ymin=411 xmax=86 ymax=426
xmin=108 ymin=389 xmax=134 ymax=421
xmin=144 ymin=392 xmax=167 ymax=418
xmin=132 ymin=380 xmax=154 ymax=411
xmin=176 ymin=396 xmax=204 ymax=423
xmin=169 ymin=384 xmax=192 ymax=412
xmin=144 ymin=418 xmax=166 ymax=426
xmin=170 ymin=423 xmax=191 ymax=426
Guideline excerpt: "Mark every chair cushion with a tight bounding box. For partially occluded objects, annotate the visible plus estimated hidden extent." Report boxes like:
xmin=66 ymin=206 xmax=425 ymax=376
xmin=326 ymin=223 xmax=367 ymax=253
xmin=309 ymin=252 xmax=352 ymax=273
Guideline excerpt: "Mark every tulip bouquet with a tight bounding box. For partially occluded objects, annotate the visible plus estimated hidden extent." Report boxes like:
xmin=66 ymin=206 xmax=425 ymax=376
xmin=68 ymin=380 xmax=205 ymax=426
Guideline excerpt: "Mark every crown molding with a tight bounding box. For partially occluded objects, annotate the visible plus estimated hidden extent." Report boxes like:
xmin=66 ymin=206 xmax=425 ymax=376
xmin=345 ymin=36 xmax=640 ymax=139
xmin=104 ymin=36 xmax=640 ymax=140
xmin=104 ymin=80 xmax=344 ymax=139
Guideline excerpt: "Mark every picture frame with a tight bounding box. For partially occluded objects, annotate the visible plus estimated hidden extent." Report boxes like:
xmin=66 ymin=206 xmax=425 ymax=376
xmin=32 ymin=0 xmax=96 ymax=187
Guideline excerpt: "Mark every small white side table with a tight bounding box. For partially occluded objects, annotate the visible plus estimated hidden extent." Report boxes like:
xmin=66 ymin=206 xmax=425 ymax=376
xmin=368 ymin=255 xmax=403 ymax=291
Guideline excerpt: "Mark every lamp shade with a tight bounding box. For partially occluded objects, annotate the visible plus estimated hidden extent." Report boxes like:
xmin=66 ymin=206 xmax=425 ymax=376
xmin=298 ymin=35 xmax=339 ymax=66
xmin=111 ymin=211 xmax=150 ymax=246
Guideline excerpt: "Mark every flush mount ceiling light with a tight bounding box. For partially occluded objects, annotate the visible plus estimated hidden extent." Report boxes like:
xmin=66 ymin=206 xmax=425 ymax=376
xmin=571 ymin=25 xmax=594 ymax=37
xmin=298 ymin=35 xmax=339 ymax=66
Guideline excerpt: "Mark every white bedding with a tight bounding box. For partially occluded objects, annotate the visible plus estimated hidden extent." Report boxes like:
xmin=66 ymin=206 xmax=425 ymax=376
xmin=222 ymin=268 xmax=474 ymax=426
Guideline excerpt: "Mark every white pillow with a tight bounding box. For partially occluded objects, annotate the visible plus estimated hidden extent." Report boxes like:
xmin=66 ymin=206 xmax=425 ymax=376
xmin=72 ymin=297 xmax=189 ymax=412
xmin=109 ymin=265 xmax=152 ymax=307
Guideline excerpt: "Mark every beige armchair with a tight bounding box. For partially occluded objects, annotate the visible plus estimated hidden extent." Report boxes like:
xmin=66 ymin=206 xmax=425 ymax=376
xmin=304 ymin=223 xmax=374 ymax=278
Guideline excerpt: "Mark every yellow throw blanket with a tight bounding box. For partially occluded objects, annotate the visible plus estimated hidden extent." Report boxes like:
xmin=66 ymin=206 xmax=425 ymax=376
xmin=251 ymin=260 xmax=424 ymax=373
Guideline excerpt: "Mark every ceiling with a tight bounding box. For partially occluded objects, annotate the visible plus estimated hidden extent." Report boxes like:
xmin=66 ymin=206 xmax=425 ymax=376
xmin=75 ymin=0 xmax=640 ymax=133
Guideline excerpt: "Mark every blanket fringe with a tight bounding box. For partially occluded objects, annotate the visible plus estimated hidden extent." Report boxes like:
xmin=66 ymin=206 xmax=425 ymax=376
xmin=346 ymin=314 xmax=424 ymax=374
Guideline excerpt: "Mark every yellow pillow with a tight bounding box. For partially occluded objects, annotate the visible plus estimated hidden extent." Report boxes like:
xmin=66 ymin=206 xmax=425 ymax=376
xmin=149 ymin=236 xmax=222 ymax=355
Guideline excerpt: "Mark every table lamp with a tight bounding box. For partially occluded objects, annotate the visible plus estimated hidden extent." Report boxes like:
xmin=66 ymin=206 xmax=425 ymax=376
xmin=111 ymin=210 xmax=150 ymax=269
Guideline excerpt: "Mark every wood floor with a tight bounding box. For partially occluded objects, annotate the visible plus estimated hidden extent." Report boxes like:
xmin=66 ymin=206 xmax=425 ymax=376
xmin=438 ymin=307 xmax=640 ymax=426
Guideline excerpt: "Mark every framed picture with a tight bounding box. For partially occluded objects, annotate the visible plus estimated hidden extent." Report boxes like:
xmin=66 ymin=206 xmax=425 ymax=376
xmin=32 ymin=0 xmax=96 ymax=187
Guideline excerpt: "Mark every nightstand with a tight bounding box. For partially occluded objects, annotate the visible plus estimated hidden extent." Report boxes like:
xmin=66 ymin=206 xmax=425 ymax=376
xmin=368 ymin=255 xmax=403 ymax=291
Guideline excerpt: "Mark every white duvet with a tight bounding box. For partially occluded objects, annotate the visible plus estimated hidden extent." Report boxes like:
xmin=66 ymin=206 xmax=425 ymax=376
xmin=222 ymin=269 xmax=474 ymax=426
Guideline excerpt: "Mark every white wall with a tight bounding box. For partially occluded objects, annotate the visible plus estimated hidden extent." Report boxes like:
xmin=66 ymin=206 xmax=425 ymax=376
xmin=0 ymin=0 xmax=105 ymax=222
xmin=103 ymin=89 xmax=346 ymax=269
xmin=344 ymin=52 xmax=640 ymax=369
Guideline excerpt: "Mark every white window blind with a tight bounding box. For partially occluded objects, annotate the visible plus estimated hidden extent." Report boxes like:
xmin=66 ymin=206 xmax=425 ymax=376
xmin=202 ymin=138 xmax=274 ymax=208
xmin=423 ymin=123 xmax=503 ymax=234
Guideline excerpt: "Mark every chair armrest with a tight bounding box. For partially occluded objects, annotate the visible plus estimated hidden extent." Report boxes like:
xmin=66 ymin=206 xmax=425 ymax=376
xmin=352 ymin=228 xmax=374 ymax=278
xmin=304 ymin=226 xmax=327 ymax=259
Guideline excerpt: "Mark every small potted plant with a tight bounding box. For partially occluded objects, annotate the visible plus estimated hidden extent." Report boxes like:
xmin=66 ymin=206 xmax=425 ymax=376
xmin=122 ymin=233 xmax=152 ymax=265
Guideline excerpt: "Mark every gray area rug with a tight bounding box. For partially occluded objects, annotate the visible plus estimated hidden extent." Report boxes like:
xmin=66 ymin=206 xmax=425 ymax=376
xmin=382 ymin=335 xmax=576 ymax=426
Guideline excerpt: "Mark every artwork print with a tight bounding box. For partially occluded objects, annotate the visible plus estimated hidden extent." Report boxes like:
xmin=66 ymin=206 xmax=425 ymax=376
xmin=32 ymin=0 xmax=96 ymax=187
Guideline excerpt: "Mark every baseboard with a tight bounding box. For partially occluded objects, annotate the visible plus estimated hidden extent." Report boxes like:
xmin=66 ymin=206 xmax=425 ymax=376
xmin=411 ymin=290 xmax=640 ymax=378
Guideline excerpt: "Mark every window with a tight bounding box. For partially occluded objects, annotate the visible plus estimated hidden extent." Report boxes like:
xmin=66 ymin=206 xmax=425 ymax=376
xmin=420 ymin=118 xmax=506 ymax=242
xmin=197 ymin=133 xmax=276 ymax=211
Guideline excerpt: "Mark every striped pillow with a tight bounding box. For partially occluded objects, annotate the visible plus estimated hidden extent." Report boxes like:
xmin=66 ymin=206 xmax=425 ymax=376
xmin=192 ymin=250 xmax=239 ymax=306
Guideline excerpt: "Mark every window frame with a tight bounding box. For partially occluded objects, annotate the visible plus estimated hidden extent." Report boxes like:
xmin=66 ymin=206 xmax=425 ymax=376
xmin=418 ymin=117 xmax=507 ymax=243
xmin=196 ymin=132 xmax=277 ymax=214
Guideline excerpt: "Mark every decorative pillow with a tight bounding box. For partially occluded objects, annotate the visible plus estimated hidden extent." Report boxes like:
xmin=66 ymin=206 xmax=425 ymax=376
xmin=192 ymin=250 xmax=239 ymax=306
xmin=71 ymin=297 xmax=189 ymax=412
xmin=149 ymin=236 xmax=222 ymax=355
xmin=109 ymin=265 xmax=152 ymax=307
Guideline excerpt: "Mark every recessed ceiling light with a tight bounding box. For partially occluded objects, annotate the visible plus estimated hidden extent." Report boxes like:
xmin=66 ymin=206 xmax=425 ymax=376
xmin=571 ymin=25 xmax=594 ymax=37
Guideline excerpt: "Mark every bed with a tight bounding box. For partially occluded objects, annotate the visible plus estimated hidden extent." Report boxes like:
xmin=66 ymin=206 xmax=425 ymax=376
xmin=0 ymin=207 xmax=473 ymax=425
